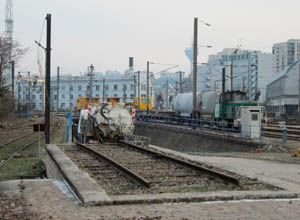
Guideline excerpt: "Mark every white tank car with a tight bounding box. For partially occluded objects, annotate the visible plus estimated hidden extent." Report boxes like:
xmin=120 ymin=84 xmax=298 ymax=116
xmin=200 ymin=91 xmax=219 ymax=120
xmin=174 ymin=91 xmax=219 ymax=119
xmin=78 ymin=102 xmax=134 ymax=139
xmin=173 ymin=92 xmax=202 ymax=117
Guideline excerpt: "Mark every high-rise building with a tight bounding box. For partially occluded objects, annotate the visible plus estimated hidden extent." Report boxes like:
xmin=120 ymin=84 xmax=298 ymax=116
xmin=196 ymin=49 xmax=273 ymax=102
xmin=272 ymin=39 xmax=300 ymax=74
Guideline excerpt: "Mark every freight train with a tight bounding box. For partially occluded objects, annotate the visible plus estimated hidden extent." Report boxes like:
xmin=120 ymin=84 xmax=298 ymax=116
xmin=173 ymin=90 xmax=265 ymax=127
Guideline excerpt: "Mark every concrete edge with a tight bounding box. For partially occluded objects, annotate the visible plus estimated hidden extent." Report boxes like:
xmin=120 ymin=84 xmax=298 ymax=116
xmin=111 ymin=190 xmax=300 ymax=205
xmin=45 ymin=144 xmax=112 ymax=205
xmin=135 ymin=121 xmax=262 ymax=147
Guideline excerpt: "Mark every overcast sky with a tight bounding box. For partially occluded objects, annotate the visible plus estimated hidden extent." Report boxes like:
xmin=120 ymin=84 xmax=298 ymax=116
xmin=0 ymin=0 xmax=299 ymax=76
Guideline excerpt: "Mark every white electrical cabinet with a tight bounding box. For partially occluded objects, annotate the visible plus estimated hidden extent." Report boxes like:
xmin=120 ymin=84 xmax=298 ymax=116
xmin=240 ymin=106 xmax=263 ymax=139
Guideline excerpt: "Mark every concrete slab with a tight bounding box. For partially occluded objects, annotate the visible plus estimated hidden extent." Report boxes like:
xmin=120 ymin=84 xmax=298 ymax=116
xmin=45 ymin=144 xmax=112 ymax=205
xmin=147 ymin=144 xmax=300 ymax=192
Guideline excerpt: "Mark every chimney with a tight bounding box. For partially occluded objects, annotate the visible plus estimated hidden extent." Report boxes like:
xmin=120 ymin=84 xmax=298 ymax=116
xmin=129 ymin=57 xmax=134 ymax=69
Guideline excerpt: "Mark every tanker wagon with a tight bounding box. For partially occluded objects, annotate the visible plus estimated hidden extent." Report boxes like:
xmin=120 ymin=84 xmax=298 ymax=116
xmin=76 ymin=102 xmax=134 ymax=143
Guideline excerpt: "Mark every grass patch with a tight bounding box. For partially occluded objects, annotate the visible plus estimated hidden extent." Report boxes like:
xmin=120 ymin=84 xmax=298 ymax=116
xmin=0 ymin=158 xmax=44 ymax=181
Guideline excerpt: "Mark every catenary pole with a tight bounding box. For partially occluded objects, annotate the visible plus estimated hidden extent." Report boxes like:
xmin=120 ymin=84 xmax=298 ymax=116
xmin=56 ymin=66 xmax=59 ymax=112
xmin=192 ymin=17 xmax=198 ymax=119
xmin=147 ymin=62 xmax=150 ymax=114
xmin=45 ymin=13 xmax=51 ymax=144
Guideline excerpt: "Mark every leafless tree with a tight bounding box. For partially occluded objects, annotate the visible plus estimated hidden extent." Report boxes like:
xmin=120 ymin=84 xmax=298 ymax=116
xmin=0 ymin=36 xmax=28 ymax=122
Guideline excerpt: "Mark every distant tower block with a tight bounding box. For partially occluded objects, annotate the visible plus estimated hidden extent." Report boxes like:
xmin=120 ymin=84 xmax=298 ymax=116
xmin=185 ymin=47 xmax=198 ymax=75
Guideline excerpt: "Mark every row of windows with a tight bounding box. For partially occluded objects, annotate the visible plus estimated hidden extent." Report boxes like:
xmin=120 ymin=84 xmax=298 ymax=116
xmin=59 ymin=84 xmax=144 ymax=91
xmin=221 ymin=54 xmax=250 ymax=62
xmin=53 ymin=93 xmax=135 ymax=100
xmin=21 ymin=84 xmax=147 ymax=95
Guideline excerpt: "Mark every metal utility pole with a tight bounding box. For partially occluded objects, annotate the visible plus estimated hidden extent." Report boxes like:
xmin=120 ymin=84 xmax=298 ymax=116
xmin=179 ymin=71 xmax=183 ymax=93
xmin=298 ymin=63 xmax=300 ymax=113
xmin=11 ymin=60 xmax=14 ymax=104
xmin=102 ymin=78 xmax=105 ymax=101
xmin=28 ymin=71 xmax=31 ymax=112
xmin=45 ymin=13 xmax=51 ymax=144
xmin=146 ymin=62 xmax=150 ymax=114
xmin=230 ymin=49 xmax=238 ymax=91
xmin=56 ymin=66 xmax=60 ymax=112
xmin=222 ymin=67 xmax=226 ymax=95
xmin=221 ymin=67 xmax=226 ymax=120
xmin=192 ymin=17 xmax=198 ymax=119
xmin=123 ymin=84 xmax=126 ymax=103
xmin=133 ymin=74 xmax=137 ymax=100
xmin=166 ymin=80 xmax=169 ymax=111
xmin=17 ymin=75 xmax=20 ymax=110
xmin=137 ymin=71 xmax=140 ymax=110
xmin=88 ymin=64 xmax=95 ymax=101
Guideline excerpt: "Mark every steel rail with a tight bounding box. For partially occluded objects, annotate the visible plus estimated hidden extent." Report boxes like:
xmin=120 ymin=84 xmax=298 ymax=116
xmin=118 ymin=140 xmax=240 ymax=185
xmin=0 ymin=132 xmax=35 ymax=148
xmin=0 ymin=116 xmax=61 ymax=171
xmin=75 ymin=142 xmax=150 ymax=188
xmin=0 ymin=139 xmax=39 ymax=170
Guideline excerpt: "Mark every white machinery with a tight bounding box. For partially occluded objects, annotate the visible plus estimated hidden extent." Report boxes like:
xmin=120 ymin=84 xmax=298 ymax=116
xmin=77 ymin=102 xmax=134 ymax=142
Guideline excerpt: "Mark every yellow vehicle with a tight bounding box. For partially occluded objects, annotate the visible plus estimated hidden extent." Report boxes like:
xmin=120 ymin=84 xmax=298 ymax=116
xmin=76 ymin=97 xmax=100 ymax=110
xmin=134 ymin=96 xmax=153 ymax=111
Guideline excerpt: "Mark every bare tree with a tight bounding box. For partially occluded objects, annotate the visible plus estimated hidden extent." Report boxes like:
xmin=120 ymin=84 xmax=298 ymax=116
xmin=0 ymin=36 xmax=28 ymax=122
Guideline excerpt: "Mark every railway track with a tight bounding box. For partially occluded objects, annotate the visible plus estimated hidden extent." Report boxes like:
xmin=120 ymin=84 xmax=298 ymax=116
xmin=66 ymin=141 xmax=274 ymax=196
xmin=263 ymin=124 xmax=300 ymax=141
xmin=0 ymin=116 xmax=61 ymax=172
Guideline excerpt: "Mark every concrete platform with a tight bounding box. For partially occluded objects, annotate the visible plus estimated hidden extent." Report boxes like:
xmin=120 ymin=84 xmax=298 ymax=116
xmin=42 ymin=143 xmax=300 ymax=206
xmin=45 ymin=144 xmax=112 ymax=205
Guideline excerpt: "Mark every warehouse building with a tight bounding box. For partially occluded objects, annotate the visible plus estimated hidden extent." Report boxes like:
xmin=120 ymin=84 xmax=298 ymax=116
xmin=266 ymin=60 xmax=300 ymax=116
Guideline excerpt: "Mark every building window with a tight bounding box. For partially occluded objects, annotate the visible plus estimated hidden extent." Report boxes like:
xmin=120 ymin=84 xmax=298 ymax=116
xmin=130 ymin=84 xmax=134 ymax=90
xmin=54 ymin=95 xmax=57 ymax=100
xmin=70 ymin=94 xmax=73 ymax=99
xmin=130 ymin=94 xmax=134 ymax=98
xmin=114 ymin=85 xmax=118 ymax=90
xmin=113 ymin=94 xmax=118 ymax=97
xmin=61 ymin=103 xmax=65 ymax=108
xmin=40 ymin=95 xmax=42 ymax=100
xmin=62 ymin=94 xmax=65 ymax=99
xmin=61 ymin=85 xmax=65 ymax=91
xmin=78 ymin=85 xmax=82 ymax=91
xmin=105 ymin=85 xmax=109 ymax=90
xmin=70 ymin=86 xmax=73 ymax=91
xmin=32 ymin=95 xmax=35 ymax=99
xmin=141 ymin=84 xmax=146 ymax=90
